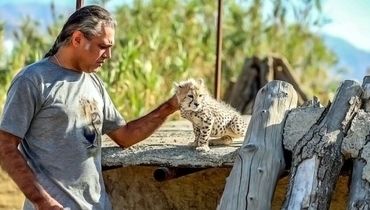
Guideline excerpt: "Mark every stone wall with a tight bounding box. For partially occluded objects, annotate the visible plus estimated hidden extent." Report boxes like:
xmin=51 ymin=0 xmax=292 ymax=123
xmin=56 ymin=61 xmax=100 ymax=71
xmin=103 ymin=166 xmax=348 ymax=210
xmin=0 ymin=165 xmax=350 ymax=209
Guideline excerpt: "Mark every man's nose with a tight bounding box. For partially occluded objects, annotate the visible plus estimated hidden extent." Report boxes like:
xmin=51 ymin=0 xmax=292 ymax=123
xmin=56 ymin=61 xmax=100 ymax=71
xmin=103 ymin=48 xmax=112 ymax=59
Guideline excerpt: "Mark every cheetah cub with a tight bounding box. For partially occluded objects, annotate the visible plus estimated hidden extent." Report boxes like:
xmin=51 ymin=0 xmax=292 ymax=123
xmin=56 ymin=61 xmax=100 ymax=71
xmin=175 ymin=78 xmax=247 ymax=152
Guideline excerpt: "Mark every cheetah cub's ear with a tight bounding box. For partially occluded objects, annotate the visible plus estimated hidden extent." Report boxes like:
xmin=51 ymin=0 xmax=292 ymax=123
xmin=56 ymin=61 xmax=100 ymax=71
xmin=196 ymin=78 xmax=204 ymax=86
xmin=173 ymin=82 xmax=180 ymax=88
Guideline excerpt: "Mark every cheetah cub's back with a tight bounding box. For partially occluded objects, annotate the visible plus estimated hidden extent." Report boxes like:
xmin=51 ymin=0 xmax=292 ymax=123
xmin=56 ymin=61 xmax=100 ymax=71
xmin=174 ymin=78 xmax=247 ymax=152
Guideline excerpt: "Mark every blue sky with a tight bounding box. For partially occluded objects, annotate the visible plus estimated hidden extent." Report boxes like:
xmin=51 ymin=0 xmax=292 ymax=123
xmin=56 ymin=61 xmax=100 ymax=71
xmin=321 ymin=0 xmax=370 ymax=52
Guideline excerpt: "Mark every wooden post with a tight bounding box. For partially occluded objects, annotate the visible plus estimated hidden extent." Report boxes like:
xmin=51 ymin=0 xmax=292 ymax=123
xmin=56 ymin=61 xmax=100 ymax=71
xmin=282 ymin=80 xmax=362 ymax=209
xmin=76 ymin=0 xmax=84 ymax=10
xmin=361 ymin=76 xmax=370 ymax=112
xmin=345 ymin=76 xmax=370 ymax=209
xmin=214 ymin=0 xmax=223 ymax=100
xmin=224 ymin=56 xmax=272 ymax=114
xmin=225 ymin=56 xmax=306 ymax=114
xmin=217 ymin=80 xmax=298 ymax=210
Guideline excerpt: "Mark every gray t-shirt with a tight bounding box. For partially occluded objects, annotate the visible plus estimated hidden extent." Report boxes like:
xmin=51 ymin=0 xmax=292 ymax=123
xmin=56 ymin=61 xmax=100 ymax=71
xmin=0 ymin=58 xmax=125 ymax=210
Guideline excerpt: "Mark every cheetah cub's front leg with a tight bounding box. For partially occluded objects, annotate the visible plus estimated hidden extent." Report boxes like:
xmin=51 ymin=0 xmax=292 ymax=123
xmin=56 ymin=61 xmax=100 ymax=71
xmin=188 ymin=126 xmax=199 ymax=147
xmin=193 ymin=118 xmax=213 ymax=152
xmin=188 ymin=122 xmax=213 ymax=152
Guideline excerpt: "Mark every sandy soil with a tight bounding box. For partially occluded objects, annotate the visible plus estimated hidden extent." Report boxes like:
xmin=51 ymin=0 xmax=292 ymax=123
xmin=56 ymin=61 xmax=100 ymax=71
xmin=0 ymin=169 xmax=24 ymax=210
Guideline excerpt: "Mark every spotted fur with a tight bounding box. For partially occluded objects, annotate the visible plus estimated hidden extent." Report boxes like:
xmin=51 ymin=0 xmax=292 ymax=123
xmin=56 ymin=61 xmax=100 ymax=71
xmin=175 ymin=78 xmax=247 ymax=152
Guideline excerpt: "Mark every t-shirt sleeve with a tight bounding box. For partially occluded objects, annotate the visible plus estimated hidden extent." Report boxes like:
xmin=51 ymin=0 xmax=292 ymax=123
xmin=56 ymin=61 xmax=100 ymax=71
xmin=0 ymin=76 xmax=41 ymax=138
xmin=101 ymin=86 xmax=126 ymax=135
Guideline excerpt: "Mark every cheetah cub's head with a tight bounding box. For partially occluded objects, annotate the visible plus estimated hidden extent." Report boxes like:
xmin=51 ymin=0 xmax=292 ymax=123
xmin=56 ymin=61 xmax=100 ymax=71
xmin=174 ymin=78 xmax=209 ymax=112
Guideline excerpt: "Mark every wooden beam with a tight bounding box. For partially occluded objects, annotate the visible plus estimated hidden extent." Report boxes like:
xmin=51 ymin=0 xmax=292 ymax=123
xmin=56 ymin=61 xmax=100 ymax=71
xmin=282 ymin=80 xmax=362 ymax=209
xmin=217 ymin=80 xmax=298 ymax=210
xmin=214 ymin=0 xmax=223 ymax=100
xmin=345 ymin=76 xmax=370 ymax=209
xmin=76 ymin=0 xmax=84 ymax=10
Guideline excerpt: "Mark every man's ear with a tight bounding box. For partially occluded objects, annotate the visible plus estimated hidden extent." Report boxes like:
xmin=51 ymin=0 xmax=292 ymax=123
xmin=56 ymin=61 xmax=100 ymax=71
xmin=71 ymin=31 xmax=84 ymax=47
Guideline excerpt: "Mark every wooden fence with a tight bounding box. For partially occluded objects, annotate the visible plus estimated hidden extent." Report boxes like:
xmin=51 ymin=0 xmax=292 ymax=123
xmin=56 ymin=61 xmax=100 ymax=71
xmin=218 ymin=77 xmax=369 ymax=209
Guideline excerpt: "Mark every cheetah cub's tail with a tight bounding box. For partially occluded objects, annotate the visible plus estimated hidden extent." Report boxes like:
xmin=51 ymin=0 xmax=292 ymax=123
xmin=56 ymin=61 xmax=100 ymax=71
xmin=209 ymin=136 xmax=233 ymax=146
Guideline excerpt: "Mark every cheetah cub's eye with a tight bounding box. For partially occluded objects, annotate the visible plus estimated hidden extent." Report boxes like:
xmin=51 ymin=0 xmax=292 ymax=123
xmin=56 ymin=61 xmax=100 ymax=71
xmin=187 ymin=94 xmax=193 ymax=98
xmin=198 ymin=94 xmax=203 ymax=97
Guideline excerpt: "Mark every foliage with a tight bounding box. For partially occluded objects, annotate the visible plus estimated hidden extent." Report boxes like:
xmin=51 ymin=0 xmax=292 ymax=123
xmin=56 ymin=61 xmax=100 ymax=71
xmin=0 ymin=22 xmax=8 ymax=100
xmin=99 ymin=0 xmax=218 ymax=119
xmin=0 ymin=3 xmax=64 ymax=113
xmin=0 ymin=0 xmax=339 ymax=119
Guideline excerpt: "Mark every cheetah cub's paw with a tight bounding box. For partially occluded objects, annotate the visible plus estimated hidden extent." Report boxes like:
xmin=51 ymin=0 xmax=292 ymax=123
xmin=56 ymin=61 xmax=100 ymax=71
xmin=196 ymin=145 xmax=210 ymax=152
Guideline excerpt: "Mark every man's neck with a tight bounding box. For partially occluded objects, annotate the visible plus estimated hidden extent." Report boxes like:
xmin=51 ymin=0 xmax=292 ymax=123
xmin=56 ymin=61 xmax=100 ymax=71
xmin=54 ymin=48 xmax=82 ymax=73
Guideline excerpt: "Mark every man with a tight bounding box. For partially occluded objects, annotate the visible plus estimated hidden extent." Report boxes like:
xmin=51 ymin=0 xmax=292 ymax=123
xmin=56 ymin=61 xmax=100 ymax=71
xmin=0 ymin=5 xmax=180 ymax=210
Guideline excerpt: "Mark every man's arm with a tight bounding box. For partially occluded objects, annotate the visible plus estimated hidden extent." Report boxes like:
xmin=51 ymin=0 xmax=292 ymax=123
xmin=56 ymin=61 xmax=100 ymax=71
xmin=108 ymin=95 xmax=179 ymax=148
xmin=0 ymin=130 xmax=63 ymax=210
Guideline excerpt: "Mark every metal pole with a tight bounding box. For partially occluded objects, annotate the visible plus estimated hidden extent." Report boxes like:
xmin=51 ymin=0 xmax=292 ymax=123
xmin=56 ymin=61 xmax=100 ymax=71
xmin=76 ymin=0 xmax=84 ymax=10
xmin=214 ymin=0 xmax=223 ymax=100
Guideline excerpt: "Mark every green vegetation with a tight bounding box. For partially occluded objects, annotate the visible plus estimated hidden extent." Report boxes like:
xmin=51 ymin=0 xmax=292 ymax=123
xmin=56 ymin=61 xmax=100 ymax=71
xmin=0 ymin=0 xmax=339 ymax=120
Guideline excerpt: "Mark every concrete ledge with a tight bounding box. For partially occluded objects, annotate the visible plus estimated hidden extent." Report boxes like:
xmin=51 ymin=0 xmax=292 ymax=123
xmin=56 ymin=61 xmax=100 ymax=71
xmin=102 ymin=120 xmax=246 ymax=168
xmin=101 ymin=107 xmax=324 ymax=169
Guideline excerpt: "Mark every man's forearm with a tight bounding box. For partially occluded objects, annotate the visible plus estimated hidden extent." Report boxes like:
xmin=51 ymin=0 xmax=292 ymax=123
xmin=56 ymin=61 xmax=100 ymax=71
xmin=0 ymin=131 xmax=52 ymax=206
xmin=109 ymin=96 xmax=179 ymax=148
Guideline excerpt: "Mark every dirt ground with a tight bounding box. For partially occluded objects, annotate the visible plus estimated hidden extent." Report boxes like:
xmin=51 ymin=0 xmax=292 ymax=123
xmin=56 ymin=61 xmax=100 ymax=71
xmin=0 ymin=169 xmax=24 ymax=210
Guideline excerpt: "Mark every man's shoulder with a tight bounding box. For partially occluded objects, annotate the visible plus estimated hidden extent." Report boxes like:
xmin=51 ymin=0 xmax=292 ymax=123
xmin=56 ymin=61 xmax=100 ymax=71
xmin=14 ymin=59 xmax=44 ymax=78
xmin=14 ymin=58 xmax=57 ymax=84
xmin=21 ymin=58 xmax=52 ymax=75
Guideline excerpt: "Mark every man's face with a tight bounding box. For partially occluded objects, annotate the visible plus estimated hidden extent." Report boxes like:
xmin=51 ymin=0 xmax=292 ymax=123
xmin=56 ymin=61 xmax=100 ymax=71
xmin=79 ymin=25 xmax=115 ymax=73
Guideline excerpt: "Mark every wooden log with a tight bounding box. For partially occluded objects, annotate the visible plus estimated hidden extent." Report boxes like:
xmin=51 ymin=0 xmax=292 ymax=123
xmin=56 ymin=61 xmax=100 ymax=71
xmin=345 ymin=76 xmax=370 ymax=209
xmin=225 ymin=56 xmax=307 ymax=115
xmin=361 ymin=76 xmax=370 ymax=112
xmin=272 ymin=56 xmax=307 ymax=103
xmin=282 ymin=80 xmax=362 ymax=210
xmin=224 ymin=56 xmax=273 ymax=114
xmin=217 ymin=80 xmax=298 ymax=210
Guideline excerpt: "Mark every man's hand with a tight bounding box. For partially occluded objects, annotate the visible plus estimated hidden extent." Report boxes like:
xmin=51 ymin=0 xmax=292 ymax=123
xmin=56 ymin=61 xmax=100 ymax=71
xmin=167 ymin=94 xmax=180 ymax=110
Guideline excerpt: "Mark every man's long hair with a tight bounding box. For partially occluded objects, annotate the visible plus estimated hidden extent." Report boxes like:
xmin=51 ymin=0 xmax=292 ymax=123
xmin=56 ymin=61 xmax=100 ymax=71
xmin=44 ymin=5 xmax=116 ymax=58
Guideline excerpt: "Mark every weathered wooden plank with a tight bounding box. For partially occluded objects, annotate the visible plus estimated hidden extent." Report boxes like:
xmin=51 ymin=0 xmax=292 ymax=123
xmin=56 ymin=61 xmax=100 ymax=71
xmin=362 ymin=76 xmax=370 ymax=112
xmin=217 ymin=80 xmax=298 ymax=210
xmin=224 ymin=56 xmax=272 ymax=114
xmin=225 ymin=56 xmax=306 ymax=115
xmin=282 ymin=80 xmax=362 ymax=210
xmin=272 ymin=56 xmax=307 ymax=103
xmin=283 ymin=106 xmax=324 ymax=151
xmin=345 ymin=76 xmax=370 ymax=209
